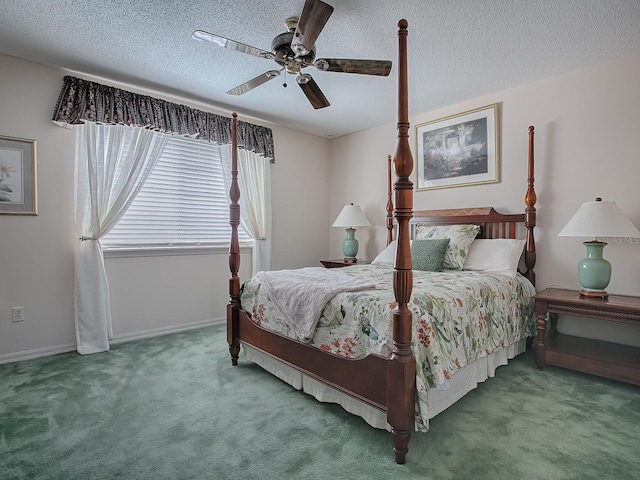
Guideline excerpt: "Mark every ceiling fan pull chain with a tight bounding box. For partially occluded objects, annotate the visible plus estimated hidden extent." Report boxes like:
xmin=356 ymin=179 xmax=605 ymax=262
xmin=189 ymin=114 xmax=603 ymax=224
xmin=283 ymin=69 xmax=287 ymax=88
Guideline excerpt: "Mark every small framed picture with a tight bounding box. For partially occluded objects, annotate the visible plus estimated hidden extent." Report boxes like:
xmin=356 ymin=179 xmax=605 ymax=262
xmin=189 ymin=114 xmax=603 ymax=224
xmin=415 ymin=104 xmax=499 ymax=191
xmin=0 ymin=135 xmax=37 ymax=215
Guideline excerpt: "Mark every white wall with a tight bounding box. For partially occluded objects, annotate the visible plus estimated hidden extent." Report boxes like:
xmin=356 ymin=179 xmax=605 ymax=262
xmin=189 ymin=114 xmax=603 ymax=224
xmin=3 ymin=50 xmax=639 ymax=361
xmin=330 ymin=53 xmax=640 ymax=346
xmin=0 ymin=55 xmax=76 ymax=360
xmin=0 ymin=53 xmax=330 ymax=362
xmin=270 ymin=127 xmax=331 ymax=270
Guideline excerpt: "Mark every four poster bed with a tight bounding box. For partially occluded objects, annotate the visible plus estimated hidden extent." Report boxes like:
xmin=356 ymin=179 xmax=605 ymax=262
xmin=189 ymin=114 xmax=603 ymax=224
xmin=227 ymin=20 xmax=537 ymax=464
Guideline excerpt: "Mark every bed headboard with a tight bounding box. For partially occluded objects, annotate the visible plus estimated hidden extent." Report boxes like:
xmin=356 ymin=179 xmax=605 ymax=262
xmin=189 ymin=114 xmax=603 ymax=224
xmin=410 ymin=207 xmax=524 ymax=239
xmin=409 ymin=206 xmax=535 ymax=284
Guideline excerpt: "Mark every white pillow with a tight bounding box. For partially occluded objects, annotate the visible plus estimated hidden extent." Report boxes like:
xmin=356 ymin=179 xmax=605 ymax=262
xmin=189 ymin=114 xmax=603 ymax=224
xmin=371 ymin=240 xmax=415 ymax=265
xmin=462 ymin=239 xmax=526 ymax=277
xmin=371 ymin=241 xmax=396 ymax=265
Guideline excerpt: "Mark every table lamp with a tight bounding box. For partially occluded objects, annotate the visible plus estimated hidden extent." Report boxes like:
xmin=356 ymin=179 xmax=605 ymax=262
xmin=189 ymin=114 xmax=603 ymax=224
xmin=557 ymin=197 xmax=640 ymax=298
xmin=332 ymin=203 xmax=371 ymax=263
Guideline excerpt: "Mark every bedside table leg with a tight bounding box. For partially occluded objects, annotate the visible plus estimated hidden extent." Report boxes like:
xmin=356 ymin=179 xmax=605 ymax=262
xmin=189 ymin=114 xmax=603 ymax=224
xmin=534 ymin=310 xmax=547 ymax=369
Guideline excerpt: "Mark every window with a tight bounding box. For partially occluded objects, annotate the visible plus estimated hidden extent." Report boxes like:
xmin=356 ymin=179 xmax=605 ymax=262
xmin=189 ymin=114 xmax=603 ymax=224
xmin=103 ymin=135 xmax=251 ymax=253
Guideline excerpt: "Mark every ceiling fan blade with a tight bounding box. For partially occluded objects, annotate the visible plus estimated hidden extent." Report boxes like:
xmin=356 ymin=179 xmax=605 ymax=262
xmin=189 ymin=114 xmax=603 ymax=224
xmin=297 ymin=74 xmax=330 ymax=109
xmin=192 ymin=30 xmax=274 ymax=60
xmin=291 ymin=0 xmax=334 ymax=56
xmin=227 ymin=70 xmax=282 ymax=95
xmin=314 ymin=58 xmax=392 ymax=76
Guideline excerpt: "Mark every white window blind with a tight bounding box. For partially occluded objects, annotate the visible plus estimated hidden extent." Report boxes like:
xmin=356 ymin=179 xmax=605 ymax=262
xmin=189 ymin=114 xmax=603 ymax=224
xmin=103 ymin=135 xmax=251 ymax=249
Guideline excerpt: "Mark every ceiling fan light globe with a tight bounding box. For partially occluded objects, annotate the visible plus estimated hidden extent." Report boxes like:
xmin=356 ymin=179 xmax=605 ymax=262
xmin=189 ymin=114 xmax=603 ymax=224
xmin=284 ymin=58 xmax=302 ymax=74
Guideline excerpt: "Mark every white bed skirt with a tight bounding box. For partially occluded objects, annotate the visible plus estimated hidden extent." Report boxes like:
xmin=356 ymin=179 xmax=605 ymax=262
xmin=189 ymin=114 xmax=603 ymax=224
xmin=243 ymin=338 xmax=526 ymax=431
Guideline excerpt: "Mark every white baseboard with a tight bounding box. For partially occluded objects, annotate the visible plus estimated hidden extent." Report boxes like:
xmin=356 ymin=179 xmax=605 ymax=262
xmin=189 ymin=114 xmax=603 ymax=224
xmin=0 ymin=317 xmax=226 ymax=365
xmin=110 ymin=317 xmax=225 ymax=344
xmin=0 ymin=343 xmax=77 ymax=365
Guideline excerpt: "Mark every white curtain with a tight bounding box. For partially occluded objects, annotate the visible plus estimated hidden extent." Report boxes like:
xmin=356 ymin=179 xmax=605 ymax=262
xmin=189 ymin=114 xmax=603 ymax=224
xmin=219 ymin=144 xmax=272 ymax=275
xmin=74 ymin=122 xmax=168 ymax=354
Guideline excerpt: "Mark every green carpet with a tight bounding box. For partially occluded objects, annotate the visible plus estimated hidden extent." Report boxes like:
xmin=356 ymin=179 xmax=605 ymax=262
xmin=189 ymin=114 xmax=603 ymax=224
xmin=1 ymin=324 xmax=638 ymax=480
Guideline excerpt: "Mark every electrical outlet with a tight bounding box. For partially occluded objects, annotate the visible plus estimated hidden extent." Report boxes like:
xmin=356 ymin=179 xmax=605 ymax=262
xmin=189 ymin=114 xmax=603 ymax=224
xmin=11 ymin=306 xmax=24 ymax=323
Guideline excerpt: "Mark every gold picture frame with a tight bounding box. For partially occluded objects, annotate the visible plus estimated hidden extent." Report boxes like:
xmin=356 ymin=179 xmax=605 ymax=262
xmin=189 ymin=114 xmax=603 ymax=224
xmin=0 ymin=135 xmax=37 ymax=215
xmin=415 ymin=103 xmax=499 ymax=191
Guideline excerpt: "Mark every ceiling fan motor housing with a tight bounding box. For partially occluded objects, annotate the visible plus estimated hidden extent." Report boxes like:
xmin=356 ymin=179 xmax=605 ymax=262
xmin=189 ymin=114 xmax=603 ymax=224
xmin=271 ymin=29 xmax=315 ymax=73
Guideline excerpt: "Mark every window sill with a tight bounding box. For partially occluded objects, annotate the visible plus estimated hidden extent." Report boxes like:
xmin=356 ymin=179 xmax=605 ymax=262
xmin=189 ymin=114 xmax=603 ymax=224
xmin=103 ymin=244 xmax=253 ymax=259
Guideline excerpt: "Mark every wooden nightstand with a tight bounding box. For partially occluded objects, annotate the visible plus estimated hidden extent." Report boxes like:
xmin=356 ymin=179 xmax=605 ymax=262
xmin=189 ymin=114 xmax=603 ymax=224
xmin=534 ymin=287 xmax=640 ymax=385
xmin=320 ymin=259 xmax=371 ymax=268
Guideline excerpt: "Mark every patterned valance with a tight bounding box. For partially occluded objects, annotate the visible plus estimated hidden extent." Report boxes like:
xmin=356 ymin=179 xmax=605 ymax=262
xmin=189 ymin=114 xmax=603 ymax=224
xmin=52 ymin=75 xmax=275 ymax=162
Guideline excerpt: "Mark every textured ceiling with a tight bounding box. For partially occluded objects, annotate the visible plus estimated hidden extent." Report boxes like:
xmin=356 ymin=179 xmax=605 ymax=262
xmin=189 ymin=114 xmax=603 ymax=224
xmin=1 ymin=0 xmax=639 ymax=138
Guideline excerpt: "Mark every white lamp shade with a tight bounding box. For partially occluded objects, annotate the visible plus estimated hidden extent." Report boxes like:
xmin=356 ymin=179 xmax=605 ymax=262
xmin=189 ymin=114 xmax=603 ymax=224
xmin=332 ymin=204 xmax=371 ymax=228
xmin=558 ymin=200 xmax=640 ymax=238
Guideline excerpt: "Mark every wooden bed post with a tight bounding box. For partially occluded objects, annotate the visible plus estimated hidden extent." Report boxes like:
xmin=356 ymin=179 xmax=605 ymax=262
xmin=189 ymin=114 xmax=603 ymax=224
xmin=227 ymin=112 xmax=241 ymax=366
xmin=386 ymin=154 xmax=394 ymax=245
xmin=524 ymin=126 xmax=537 ymax=286
xmin=388 ymin=18 xmax=416 ymax=465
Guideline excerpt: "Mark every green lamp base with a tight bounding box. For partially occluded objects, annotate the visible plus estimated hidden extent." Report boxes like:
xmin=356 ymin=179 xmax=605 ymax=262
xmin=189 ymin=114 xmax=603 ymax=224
xmin=342 ymin=228 xmax=359 ymax=263
xmin=578 ymin=241 xmax=611 ymax=298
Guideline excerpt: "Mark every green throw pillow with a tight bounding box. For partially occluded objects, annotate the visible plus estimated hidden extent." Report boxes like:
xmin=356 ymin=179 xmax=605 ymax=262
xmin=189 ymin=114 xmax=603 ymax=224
xmin=414 ymin=224 xmax=480 ymax=270
xmin=411 ymin=238 xmax=450 ymax=272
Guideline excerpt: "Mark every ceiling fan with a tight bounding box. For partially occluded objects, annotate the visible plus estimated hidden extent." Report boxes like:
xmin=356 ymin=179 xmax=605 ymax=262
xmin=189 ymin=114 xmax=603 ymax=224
xmin=192 ymin=0 xmax=392 ymax=109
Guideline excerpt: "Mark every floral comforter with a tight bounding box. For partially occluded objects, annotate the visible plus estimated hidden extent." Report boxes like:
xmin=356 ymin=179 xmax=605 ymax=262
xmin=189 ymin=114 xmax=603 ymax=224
xmin=240 ymin=264 xmax=535 ymax=431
